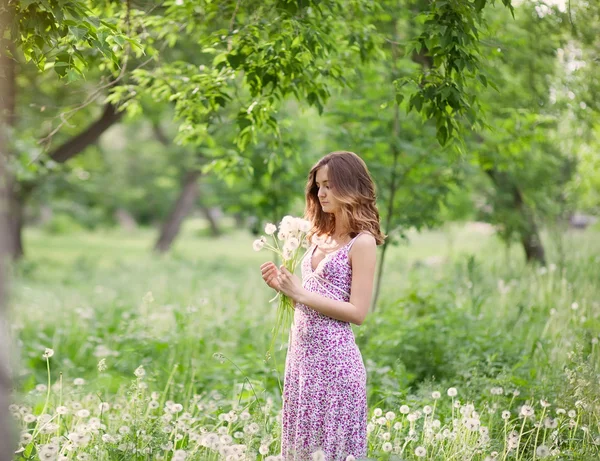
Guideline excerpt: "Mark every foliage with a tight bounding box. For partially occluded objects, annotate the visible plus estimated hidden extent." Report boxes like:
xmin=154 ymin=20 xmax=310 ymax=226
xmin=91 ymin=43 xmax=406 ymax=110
xmin=9 ymin=226 xmax=600 ymax=459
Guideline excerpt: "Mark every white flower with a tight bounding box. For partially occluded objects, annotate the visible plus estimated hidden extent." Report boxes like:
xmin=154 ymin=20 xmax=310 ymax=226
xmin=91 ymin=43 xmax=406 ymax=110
xmin=385 ymin=411 xmax=396 ymax=421
xmin=280 ymin=216 xmax=296 ymax=234
xmin=253 ymin=238 xmax=265 ymax=251
xmin=134 ymin=366 xmax=146 ymax=378
xmin=56 ymin=406 xmax=69 ymax=415
xmin=297 ymin=218 xmax=311 ymax=233
xmin=536 ymin=444 xmax=550 ymax=458
xmin=264 ymin=223 xmax=277 ymax=235
xmin=288 ymin=237 xmax=299 ymax=250
xmin=571 ymin=302 xmax=579 ymax=310
xmin=373 ymin=408 xmax=383 ymax=417
xmin=502 ymin=410 xmax=511 ymax=420
xmin=544 ymin=417 xmax=558 ymax=428
xmin=345 ymin=456 xmax=356 ymax=461
xmin=400 ymin=405 xmax=410 ymax=414
xmin=73 ymin=378 xmax=85 ymax=386
xmin=98 ymin=402 xmax=110 ymax=412
xmin=43 ymin=348 xmax=54 ymax=359
xmin=465 ymin=418 xmax=480 ymax=431
xmin=259 ymin=445 xmax=269 ymax=455
xmin=76 ymin=409 xmax=90 ymax=418
xmin=447 ymin=387 xmax=458 ymax=397
xmin=415 ymin=446 xmax=426 ymax=457
xmin=423 ymin=405 xmax=432 ymax=415
xmin=382 ymin=442 xmax=392 ymax=452
xmin=97 ymin=358 xmax=107 ymax=372
xmin=432 ymin=391 xmax=441 ymax=399
xmin=520 ymin=405 xmax=534 ymax=418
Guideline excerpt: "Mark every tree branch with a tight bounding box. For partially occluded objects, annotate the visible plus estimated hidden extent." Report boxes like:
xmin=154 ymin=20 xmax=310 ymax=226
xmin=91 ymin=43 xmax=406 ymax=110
xmin=47 ymin=103 xmax=124 ymax=164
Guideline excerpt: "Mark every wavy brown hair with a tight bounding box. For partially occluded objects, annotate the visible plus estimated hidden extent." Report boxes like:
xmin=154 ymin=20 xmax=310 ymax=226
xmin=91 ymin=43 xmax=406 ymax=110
xmin=304 ymin=151 xmax=386 ymax=245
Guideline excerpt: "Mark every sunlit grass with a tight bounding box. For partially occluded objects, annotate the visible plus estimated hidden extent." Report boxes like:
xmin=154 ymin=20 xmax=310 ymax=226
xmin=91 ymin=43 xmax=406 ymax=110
xmin=7 ymin=224 xmax=600 ymax=460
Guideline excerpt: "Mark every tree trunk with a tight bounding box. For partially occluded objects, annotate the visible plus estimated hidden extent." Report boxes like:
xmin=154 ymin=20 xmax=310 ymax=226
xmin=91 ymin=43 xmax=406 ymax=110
xmin=200 ymin=205 xmax=221 ymax=237
xmin=372 ymin=19 xmax=402 ymax=312
xmin=4 ymin=179 xmax=24 ymax=259
xmin=485 ymin=168 xmax=546 ymax=265
xmin=0 ymin=5 xmax=17 ymax=456
xmin=154 ymin=170 xmax=202 ymax=253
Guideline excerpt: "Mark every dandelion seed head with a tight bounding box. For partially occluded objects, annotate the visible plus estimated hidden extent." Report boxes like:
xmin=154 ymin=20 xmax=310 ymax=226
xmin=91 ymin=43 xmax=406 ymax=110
xmin=536 ymin=444 xmax=550 ymax=458
xmin=447 ymin=387 xmax=458 ymax=397
xmin=43 ymin=348 xmax=54 ymax=359
xmin=415 ymin=446 xmax=426 ymax=457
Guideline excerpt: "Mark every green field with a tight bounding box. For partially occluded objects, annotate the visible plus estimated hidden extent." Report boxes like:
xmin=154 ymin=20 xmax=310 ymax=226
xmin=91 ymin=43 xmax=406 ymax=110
xmin=8 ymin=222 xmax=600 ymax=460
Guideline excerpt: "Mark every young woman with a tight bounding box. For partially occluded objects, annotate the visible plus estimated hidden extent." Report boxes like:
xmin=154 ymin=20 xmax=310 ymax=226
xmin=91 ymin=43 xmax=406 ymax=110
xmin=260 ymin=151 xmax=385 ymax=461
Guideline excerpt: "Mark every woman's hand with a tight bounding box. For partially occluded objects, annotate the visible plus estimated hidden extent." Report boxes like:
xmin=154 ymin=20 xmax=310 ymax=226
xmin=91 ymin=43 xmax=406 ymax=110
xmin=260 ymin=261 xmax=281 ymax=292
xmin=277 ymin=265 xmax=306 ymax=303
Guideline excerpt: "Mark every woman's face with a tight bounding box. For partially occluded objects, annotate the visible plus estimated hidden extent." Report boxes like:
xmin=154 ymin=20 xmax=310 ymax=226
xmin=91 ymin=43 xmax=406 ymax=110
xmin=315 ymin=165 xmax=341 ymax=214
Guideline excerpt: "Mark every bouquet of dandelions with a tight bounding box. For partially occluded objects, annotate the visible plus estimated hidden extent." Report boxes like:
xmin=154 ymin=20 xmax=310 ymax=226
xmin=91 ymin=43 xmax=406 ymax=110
xmin=254 ymin=215 xmax=311 ymax=352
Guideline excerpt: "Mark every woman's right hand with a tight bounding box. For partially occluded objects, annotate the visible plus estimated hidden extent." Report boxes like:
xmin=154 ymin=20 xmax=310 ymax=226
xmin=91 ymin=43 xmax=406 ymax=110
xmin=260 ymin=261 xmax=281 ymax=291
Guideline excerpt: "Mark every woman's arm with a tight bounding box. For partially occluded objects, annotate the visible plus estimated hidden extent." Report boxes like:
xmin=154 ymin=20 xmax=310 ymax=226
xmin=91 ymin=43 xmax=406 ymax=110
xmin=291 ymin=234 xmax=377 ymax=325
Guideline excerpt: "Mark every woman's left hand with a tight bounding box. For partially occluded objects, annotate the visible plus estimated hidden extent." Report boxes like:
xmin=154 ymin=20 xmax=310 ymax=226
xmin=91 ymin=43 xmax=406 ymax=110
xmin=277 ymin=266 xmax=305 ymax=303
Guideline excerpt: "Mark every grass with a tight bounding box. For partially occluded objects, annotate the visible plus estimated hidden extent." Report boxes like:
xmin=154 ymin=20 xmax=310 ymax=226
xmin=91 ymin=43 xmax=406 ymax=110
xmin=6 ymin=221 xmax=600 ymax=460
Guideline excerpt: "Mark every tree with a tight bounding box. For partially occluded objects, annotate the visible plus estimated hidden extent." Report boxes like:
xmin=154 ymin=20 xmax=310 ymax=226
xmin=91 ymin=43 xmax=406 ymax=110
xmin=466 ymin=1 xmax=578 ymax=264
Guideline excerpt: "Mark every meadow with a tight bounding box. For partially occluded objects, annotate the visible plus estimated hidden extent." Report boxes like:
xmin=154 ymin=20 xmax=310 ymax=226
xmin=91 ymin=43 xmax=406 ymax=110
xmin=6 ymin=221 xmax=600 ymax=460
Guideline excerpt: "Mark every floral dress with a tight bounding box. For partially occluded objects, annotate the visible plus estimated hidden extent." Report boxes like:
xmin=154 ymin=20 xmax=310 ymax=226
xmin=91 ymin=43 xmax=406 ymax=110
xmin=281 ymin=234 xmax=367 ymax=461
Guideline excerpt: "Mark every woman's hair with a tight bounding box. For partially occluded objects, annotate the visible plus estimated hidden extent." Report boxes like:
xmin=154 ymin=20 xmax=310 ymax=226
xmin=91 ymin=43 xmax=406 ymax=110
xmin=304 ymin=151 xmax=386 ymax=245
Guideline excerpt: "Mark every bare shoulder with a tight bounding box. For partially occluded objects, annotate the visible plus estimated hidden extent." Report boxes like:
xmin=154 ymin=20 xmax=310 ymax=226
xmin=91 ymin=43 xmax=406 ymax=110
xmin=349 ymin=232 xmax=377 ymax=262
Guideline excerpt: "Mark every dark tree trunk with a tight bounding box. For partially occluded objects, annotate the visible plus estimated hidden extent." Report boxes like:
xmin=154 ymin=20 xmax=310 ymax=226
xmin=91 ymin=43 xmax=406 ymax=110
xmin=200 ymin=205 xmax=221 ymax=237
xmin=151 ymin=122 xmax=221 ymax=245
xmin=154 ymin=170 xmax=202 ymax=253
xmin=514 ymin=187 xmax=546 ymax=264
xmin=0 ymin=5 xmax=17 ymax=456
xmin=372 ymin=19 xmax=402 ymax=312
xmin=485 ymin=168 xmax=546 ymax=265
xmin=4 ymin=179 xmax=25 ymax=259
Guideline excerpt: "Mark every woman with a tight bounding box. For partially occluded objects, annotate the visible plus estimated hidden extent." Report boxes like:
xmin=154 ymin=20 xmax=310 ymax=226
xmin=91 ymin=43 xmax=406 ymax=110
xmin=260 ymin=151 xmax=385 ymax=461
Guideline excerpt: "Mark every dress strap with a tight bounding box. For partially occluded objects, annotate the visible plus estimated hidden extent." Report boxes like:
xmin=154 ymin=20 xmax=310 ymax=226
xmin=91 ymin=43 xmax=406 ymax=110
xmin=346 ymin=232 xmax=363 ymax=252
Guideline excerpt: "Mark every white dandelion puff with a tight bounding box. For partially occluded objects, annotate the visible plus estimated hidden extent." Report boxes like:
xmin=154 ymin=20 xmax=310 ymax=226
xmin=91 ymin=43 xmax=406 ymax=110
xmin=415 ymin=446 xmax=426 ymax=457
xmin=253 ymin=238 xmax=265 ymax=251
xmin=536 ymin=444 xmax=550 ymax=458
xmin=520 ymin=405 xmax=534 ymax=417
xmin=43 ymin=348 xmax=54 ymax=359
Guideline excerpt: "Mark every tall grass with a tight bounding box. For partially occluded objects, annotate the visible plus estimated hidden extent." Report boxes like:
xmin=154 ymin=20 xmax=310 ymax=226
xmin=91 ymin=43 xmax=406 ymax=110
xmin=6 ymin=224 xmax=600 ymax=460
